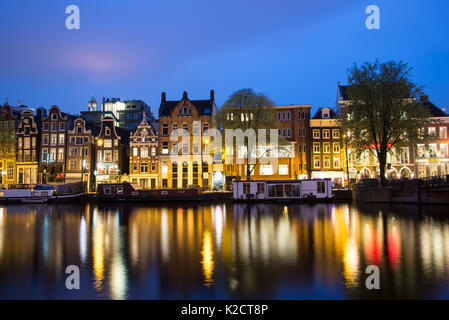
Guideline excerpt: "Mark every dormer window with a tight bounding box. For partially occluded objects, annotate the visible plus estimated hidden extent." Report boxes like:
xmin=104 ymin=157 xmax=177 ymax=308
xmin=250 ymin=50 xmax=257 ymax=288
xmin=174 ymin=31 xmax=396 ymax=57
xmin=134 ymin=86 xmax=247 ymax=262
xmin=77 ymin=126 xmax=82 ymax=133
xmin=106 ymin=128 xmax=111 ymax=136
xmin=322 ymin=110 xmax=330 ymax=118
xmin=51 ymin=113 xmax=57 ymax=120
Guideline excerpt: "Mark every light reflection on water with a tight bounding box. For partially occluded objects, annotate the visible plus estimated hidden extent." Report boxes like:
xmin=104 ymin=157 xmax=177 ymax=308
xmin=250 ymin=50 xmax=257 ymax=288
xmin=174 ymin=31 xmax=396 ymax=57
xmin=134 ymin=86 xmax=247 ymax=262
xmin=0 ymin=202 xmax=449 ymax=299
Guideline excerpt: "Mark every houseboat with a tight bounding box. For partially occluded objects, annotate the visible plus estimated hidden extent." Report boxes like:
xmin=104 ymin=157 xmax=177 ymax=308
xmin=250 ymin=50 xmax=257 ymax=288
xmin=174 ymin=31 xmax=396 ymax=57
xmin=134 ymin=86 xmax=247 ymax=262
xmin=233 ymin=179 xmax=333 ymax=201
xmin=0 ymin=184 xmax=85 ymax=203
xmin=97 ymin=182 xmax=202 ymax=201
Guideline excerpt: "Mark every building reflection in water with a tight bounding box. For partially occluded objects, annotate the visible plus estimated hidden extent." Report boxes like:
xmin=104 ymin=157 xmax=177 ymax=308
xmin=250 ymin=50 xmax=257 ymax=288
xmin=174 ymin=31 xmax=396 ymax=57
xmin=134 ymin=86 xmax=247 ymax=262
xmin=1 ymin=202 xmax=449 ymax=299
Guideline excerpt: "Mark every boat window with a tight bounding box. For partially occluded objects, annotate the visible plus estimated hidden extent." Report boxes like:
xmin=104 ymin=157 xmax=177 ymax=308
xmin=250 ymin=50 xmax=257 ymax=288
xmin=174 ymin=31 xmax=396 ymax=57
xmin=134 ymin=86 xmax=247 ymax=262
xmin=285 ymin=185 xmax=293 ymax=197
xmin=256 ymin=183 xmax=265 ymax=194
xmin=243 ymin=183 xmax=251 ymax=195
xmin=268 ymin=185 xmax=275 ymax=197
xmin=132 ymin=191 xmax=139 ymax=196
xmin=117 ymin=187 xmax=123 ymax=195
xmin=294 ymin=184 xmax=301 ymax=197
xmin=161 ymin=191 xmax=168 ymax=195
xmin=104 ymin=188 xmax=111 ymax=195
xmin=275 ymin=185 xmax=283 ymax=197
xmin=317 ymin=181 xmax=326 ymax=194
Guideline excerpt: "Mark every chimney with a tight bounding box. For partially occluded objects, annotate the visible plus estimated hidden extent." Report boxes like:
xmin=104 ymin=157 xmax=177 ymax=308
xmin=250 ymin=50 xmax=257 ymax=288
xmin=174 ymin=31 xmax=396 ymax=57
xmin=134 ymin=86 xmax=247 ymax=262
xmin=183 ymin=91 xmax=188 ymax=100
xmin=210 ymin=90 xmax=215 ymax=102
xmin=420 ymin=95 xmax=429 ymax=102
xmin=161 ymin=92 xmax=166 ymax=103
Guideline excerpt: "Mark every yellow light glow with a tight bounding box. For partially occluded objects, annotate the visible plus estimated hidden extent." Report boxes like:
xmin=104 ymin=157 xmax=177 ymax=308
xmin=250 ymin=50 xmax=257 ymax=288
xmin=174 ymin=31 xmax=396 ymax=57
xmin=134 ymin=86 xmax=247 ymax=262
xmin=97 ymin=139 xmax=103 ymax=146
xmin=93 ymin=214 xmax=104 ymax=291
xmin=201 ymin=230 xmax=214 ymax=287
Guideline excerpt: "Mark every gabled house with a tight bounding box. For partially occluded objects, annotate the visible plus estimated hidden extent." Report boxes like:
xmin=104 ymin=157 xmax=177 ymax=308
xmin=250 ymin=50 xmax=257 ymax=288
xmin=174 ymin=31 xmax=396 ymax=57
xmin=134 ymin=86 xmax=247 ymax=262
xmin=158 ymin=91 xmax=218 ymax=189
xmin=0 ymin=102 xmax=18 ymax=186
xmin=66 ymin=117 xmax=100 ymax=190
xmin=94 ymin=116 xmax=129 ymax=185
xmin=16 ymin=110 xmax=39 ymax=184
xmin=39 ymin=105 xmax=74 ymax=183
xmin=129 ymin=113 xmax=159 ymax=189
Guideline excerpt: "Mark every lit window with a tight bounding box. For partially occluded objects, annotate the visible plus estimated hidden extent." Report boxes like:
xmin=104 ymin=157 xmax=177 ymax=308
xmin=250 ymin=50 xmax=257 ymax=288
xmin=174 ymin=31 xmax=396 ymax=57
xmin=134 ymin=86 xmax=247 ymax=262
xmin=440 ymin=127 xmax=448 ymax=139
xmin=260 ymin=165 xmax=273 ymax=175
xmin=333 ymin=156 xmax=341 ymax=168
xmin=313 ymin=129 xmax=320 ymax=139
xmin=313 ymin=155 xmax=321 ymax=168
xmin=332 ymin=129 xmax=340 ymax=139
xmin=104 ymin=139 xmax=112 ymax=148
xmin=323 ymin=156 xmax=331 ymax=168
xmin=313 ymin=143 xmax=320 ymax=153
xmin=279 ymin=164 xmax=288 ymax=175
xmin=333 ymin=143 xmax=340 ymax=153
xmin=141 ymin=147 xmax=148 ymax=158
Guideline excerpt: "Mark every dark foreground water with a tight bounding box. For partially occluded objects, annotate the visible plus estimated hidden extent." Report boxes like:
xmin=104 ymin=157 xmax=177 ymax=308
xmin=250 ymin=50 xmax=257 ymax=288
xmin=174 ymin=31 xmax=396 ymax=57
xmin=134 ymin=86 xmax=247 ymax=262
xmin=0 ymin=202 xmax=449 ymax=299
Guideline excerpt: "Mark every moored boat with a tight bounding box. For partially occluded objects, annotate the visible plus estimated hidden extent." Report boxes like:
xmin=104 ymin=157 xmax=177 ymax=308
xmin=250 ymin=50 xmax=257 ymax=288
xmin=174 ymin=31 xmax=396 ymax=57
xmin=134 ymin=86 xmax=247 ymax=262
xmin=97 ymin=182 xmax=202 ymax=201
xmin=0 ymin=184 xmax=85 ymax=204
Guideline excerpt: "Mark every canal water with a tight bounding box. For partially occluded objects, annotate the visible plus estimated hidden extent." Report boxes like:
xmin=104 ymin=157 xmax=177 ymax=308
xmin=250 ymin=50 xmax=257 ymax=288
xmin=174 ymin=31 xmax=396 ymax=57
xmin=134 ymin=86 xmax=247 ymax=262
xmin=0 ymin=202 xmax=449 ymax=299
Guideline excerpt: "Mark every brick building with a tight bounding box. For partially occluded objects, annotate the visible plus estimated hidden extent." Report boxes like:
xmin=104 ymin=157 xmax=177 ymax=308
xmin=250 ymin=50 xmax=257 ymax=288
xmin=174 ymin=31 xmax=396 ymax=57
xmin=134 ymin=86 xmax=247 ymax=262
xmin=16 ymin=110 xmax=39 ymax=184
xmin=158 ymin=91 xmax=217 ymax=189
xmin=309 ymin=107 xmax=345 ymax=187
xmin=129 ymin=113 xmax=159 ymax=189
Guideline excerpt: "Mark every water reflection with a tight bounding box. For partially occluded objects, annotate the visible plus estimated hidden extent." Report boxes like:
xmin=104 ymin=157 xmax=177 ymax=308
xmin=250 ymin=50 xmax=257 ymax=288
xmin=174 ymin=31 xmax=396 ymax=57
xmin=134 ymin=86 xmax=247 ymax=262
xmin=0 ymin=202 xmax=449 ymax=299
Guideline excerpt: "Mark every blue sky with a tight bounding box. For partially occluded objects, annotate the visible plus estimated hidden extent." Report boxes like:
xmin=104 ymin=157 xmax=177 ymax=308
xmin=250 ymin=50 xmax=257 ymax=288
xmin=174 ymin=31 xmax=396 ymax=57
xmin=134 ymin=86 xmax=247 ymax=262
xmin=1 ymin=0 xmax=448 ymax=116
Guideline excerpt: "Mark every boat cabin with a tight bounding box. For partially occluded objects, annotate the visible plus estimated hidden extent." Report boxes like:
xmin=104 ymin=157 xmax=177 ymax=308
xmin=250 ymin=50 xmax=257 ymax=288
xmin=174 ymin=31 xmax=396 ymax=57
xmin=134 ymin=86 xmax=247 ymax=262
xmin=233 ymin=179 xmax=332 ymax=200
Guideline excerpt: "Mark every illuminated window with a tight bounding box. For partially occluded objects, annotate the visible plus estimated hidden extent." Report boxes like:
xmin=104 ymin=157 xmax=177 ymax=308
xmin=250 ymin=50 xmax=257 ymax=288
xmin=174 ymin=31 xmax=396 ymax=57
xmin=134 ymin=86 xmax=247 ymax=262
xmin=279 ymin=164 xmax=288 ymax=175
xmin=104 ymin=150 xmax=112 ymax=162
xmin=313 ymin=142 xmax=320 ymax=153
xmin=260 ymin=165 xmax=273 ymax=175
xmin=58 ymin=148 xmax=64 ymax=161
xmin=141 ymin=147 xmax=148 ymax=158
xmin=104 ymin=139 xmax=112 ymax=148
xmin=313 ymin=129 xmax=320 ymax=139
xmin=6 ymin=163 xmax=13 ymax=180
xmin=323 ymin=156 xmax=331 ymax=168
xmin=162 ymin=163 xmax=168 ymax=174
xmin=133 ymin=147 xmax=138 ymax=156
xmin=323 ymin=129 xmax=330 ymax=139
xmin=162 ymin=142 xmax=168 ymax=154
xmin=313 ymin=155 xmax=321 ymax=168
xmin=323 ymin=142 xmax=330 ymax=153
xmin=333 ymin=156 xmax=341 ymax=168
xmin=332 ymin=129 xmax=340 ymax=139
xmin=440 ymin=127 xmax=448 ymax=139
xmin=333 ymin=143 xmax=340 ymax=153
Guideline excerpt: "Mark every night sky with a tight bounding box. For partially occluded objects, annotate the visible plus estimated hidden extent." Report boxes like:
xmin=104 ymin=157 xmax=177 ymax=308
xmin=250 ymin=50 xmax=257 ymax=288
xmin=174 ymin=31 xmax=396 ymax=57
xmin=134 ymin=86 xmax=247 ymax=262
xmin=1 ymin=0 xmax=448 ymax=116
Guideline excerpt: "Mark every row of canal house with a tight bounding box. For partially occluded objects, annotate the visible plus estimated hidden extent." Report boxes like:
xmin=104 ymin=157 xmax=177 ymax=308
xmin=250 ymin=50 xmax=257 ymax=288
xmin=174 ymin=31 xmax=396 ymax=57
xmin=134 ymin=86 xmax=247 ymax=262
xmin=1 ymin=84 xmax=448 ymax=190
